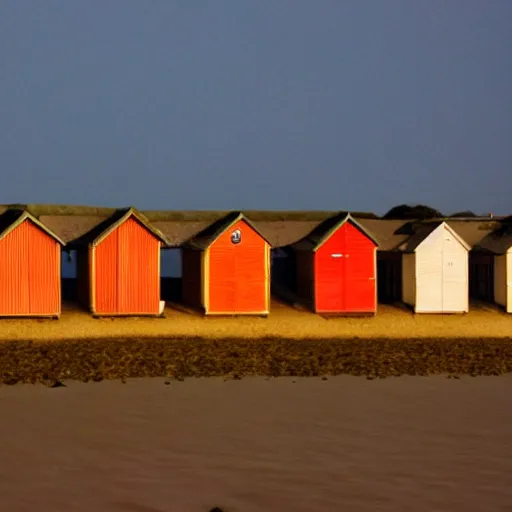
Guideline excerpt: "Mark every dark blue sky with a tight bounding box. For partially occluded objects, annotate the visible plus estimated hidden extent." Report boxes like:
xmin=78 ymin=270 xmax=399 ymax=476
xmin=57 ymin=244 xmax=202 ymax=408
xmin=1 ymin=0 xmax=511 ymax=216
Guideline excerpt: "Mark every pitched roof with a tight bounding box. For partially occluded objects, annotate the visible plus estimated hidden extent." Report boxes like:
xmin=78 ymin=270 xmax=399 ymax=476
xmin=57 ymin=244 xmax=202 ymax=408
xmin=393 ymin=218 xmax=500 ymax=252
xmin=183 ymin=211 xmax=272 ymax=250
xmin=475 ymin=224 xmax=512 ymax=254
xmin=1 ymin=204 xmax=508 ymax=253
xmin=445 ymin=219 xmax=501 ymax=248
xmin=290 ymin=212 xmax=379 ymax=251
xmin=398 ymin=221 xmax=471 ymax=253
xmin=67 ymin=207 xmax=169 ymax=247
xmin=30 ymin=209 xmax=371 ymax=248
xmin=354 ymin=218 xmax=410 ymax=251
xmin=0 ymin=209 xmax=65 ymax=245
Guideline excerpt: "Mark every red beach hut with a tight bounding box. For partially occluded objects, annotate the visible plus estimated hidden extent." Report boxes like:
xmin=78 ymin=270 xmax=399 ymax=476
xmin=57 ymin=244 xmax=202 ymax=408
xmin=73 ymin=207 xmax=168 ymax=316
xmin=291 ymin=212 xmax=378 ymax=314
xmin=181 ymin=212 xmax=271 ymax=315
xmin=0 ymin=209 xmax=64 ymax=317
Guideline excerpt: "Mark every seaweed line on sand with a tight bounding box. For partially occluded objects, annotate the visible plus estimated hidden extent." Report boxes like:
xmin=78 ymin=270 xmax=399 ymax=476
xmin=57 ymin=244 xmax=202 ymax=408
xmin=1 ymin=337 xmax=512 ymax=385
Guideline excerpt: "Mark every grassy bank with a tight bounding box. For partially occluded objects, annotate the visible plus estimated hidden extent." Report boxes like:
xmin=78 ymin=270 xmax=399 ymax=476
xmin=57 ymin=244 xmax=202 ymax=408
xmin=1 ymin=337 xmax=512 ymax=385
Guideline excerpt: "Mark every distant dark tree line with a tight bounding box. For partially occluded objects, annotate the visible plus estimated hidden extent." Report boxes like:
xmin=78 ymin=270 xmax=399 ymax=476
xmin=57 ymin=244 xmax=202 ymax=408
xmin=382 ymin=204 xmax=477 ymax=220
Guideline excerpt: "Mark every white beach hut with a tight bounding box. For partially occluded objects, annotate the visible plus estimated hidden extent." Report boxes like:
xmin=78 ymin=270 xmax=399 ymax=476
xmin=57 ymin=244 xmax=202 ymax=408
xmin=399 ymin=221 xmax=470 ymax=313
xmin=476 ymin=224 xmax=512 ymax=313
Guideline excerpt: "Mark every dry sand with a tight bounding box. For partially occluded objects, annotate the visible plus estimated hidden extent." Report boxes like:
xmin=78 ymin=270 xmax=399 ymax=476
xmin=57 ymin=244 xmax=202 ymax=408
xmin=0 ymin=300 xmax=511 ymax=341
xmin=0 ymin=375 xmax=511 ymax=512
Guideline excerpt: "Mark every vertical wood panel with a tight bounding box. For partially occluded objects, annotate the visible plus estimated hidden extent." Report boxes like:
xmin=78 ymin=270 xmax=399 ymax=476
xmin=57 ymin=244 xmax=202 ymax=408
xmin=442 ymin=226 xmax=468 ymax=313
xmin=402 ymin=253 xmax=416 ymax=307
xmin=344 ymin=222 xmax=376 ymax=313
xmin=314 ymin=226 xmax=345 ymax=313
xmin=494 ymin=254 xmax=507 ymax=308
xmin=117 ymin=217 xmax=160 ymax=314
xmin=0 ymin=221 xmax=30 ymax=315
xmin=95 ymin=228 xmax=118 ymax=314
xmin=27 ymin=221 xmax=60 ymax=315
xmin=415 ymin=226 xmax=443 ymax=312
xmin=507 ymin=252 xmax=512 ymax=313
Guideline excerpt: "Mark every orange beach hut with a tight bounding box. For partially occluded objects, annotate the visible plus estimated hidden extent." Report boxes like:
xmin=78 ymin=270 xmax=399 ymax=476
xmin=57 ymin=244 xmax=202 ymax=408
xmin=181 ymin=212 xmax=271 ymax=315
xmin=72 ymin=207 xmax=168 ymax=316
xmin=0 ymin=209 xmax=64 ymax=317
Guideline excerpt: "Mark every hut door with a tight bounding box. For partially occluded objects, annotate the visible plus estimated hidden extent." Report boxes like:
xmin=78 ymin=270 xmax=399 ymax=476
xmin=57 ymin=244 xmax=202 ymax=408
xmin=315 ymin=252 xmax=345 ymax=312
xmin=208 ymin=246 xmax=236 ymax=314
xmin=344 ymin=248 xmax=376 ymax=312
xmin=442 ymin=234 xmax=466 ymax=312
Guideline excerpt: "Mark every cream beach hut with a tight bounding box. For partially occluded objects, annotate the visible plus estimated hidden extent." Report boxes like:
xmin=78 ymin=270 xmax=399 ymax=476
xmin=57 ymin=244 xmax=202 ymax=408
xmin=475 ymin=223 xmax=512 ymax=313
xmin=398 ymin=221 xmax=470 ymax=313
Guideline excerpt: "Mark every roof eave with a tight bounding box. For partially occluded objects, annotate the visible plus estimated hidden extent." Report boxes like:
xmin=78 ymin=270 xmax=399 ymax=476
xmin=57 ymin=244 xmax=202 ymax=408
xmin=312 ymin=213 xmax=380 ymax=252
xmin=0 ymin=211 xmax=66 ymax=245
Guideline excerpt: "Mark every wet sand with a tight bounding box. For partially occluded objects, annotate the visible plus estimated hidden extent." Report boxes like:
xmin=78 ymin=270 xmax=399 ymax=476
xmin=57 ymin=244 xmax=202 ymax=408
xmin=1 ymin=376 xmax=511 ymax=512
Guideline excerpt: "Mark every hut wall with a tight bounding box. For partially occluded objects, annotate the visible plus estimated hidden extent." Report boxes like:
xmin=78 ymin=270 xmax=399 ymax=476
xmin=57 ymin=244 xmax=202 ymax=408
xmin=469 ymin=252 xmax=494 ymax=302
xmin=117 ymin=218 xmax=160 ymax=314
xmin=271 ymin=249 xmax=296 ymax=293
xmin=339 ymin=223 xmax=376 ymax=313
xmin=76 ymin=248 xmax=90 ymax=309
xmin=412 ymin=224 xmax=468 ymax=313
xmin=295 ymin=250 xmax=313 ymax=307
xmin=310 ymin=222 xmax=376 ymax=313
xmin=401 ymin=253 xmax=416 ymax=306
xmin=0 ymin=219 xmax=60 ymax=316
xmin=206 ymin=219 xmax=269 ymax=315
xmin=377 ymin=251 xmax=402 ymax=303
xmin=181 ymin=248 xmax=202 ymax=310
xmin=94 ymin=227 xmax=118 ymax=314
xmin=313 ymin=227 xmax=347 ymax=313
xmin=28 ymin=222 xmax=61 ymax=316
xmin=508 ymin=251 xmax=512 ymax=313
xmin=414 ymin=225 xmax=444 ymax=313
xmin=92 ymin=217 xmax=161 ymax=315
xmin=494 ymin=254 xmax=507 ymax=310
xmin=440 ymin=229 xmax=468 ymax=313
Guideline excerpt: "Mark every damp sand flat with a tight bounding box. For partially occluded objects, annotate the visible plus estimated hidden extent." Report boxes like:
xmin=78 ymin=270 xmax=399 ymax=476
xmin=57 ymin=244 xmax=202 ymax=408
xmin=0 ymin=376 xmax=511 ymax=512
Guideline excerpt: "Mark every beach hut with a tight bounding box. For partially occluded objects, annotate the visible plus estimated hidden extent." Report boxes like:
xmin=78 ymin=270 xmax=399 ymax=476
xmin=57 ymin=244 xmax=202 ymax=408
xmin=181 ymin=211 xmax=271 ymax=315
xmin=398 ymin=221 xmax=470 ymax=313
xmin=72 ymin=207 xmax=168 ymax=316
xmin=0 ymin=209 xmax=64 ymax=317
xmin=356 ymin=218 xmax=411 ymax=303
xmin=290 ymin=213 xmax=379 ymax=314
xmin=475 ymin=222 xmax=512 ymax=313
xmin=444 ymin=218 xmax=500 ymax=304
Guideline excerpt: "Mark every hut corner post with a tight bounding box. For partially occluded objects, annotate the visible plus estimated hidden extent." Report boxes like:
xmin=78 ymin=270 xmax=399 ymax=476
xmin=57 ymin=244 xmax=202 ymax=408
xmin=89 ymin=245 xmax=97 ymax=315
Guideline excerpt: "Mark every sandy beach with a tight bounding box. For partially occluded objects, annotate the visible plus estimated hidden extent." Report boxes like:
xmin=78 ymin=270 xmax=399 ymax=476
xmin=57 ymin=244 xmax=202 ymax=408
xmin=0 ymin=300 xmax=511 ymax=342
xmin=1 ymin=375 xmax=511 ymax=512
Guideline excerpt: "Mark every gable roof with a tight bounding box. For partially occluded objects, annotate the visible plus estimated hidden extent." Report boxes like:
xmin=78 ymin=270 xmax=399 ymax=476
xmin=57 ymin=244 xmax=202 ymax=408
xmin=183 ymin=211 xmax=272 ymax=250
xmin=69 ymin=207 xmax=169 ymax=247
xmin=475 ymin=224 xmax=512 ymax=254
xmin=445 ymin=219 xmax=501 ymax=248
xmin=0 ymin=209 xmax=65 ymax=245
xmin=354 ymin=218 xmax=411 ymax=251
xmin=399 ymin=221 xmax=471 ymax=253
xmin=291 ymin=212 xmax=379 ymax=251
